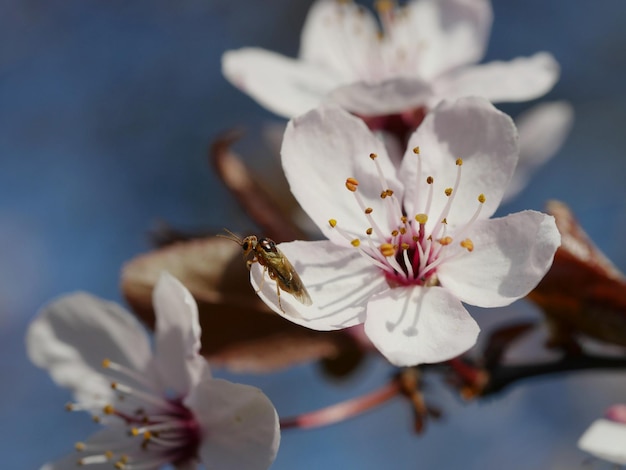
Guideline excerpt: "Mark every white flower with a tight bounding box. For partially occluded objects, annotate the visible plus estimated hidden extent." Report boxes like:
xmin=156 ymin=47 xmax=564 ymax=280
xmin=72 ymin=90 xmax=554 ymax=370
xmin=27 ymin=272 xmax=280 ymax=470
xmin=222 ymin=0 xmax=559 ymax=118
xmin=250 ymin=97 xmax=560 ymax=367
xmin=578 ymin=419 xmax=626 ymax=465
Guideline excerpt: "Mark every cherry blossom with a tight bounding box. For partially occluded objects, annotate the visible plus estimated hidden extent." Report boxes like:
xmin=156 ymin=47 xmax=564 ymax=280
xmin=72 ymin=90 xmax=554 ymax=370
xmin=222 ymin=0 xmax=558 ymax=118
xmin=249 ymin=98 xmax=560 ymax=366
xmin=27 ymin=272 xmax=280 ymax=470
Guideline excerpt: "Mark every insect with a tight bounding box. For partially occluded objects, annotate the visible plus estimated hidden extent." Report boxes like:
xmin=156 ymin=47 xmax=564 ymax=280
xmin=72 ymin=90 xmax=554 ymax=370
xmin=219 ymin=229 xmax=312 ymax=312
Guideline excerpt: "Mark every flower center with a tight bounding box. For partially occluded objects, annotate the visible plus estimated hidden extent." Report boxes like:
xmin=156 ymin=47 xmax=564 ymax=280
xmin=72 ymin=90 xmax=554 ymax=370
xmin=329 ymin=147 xmax=485 ymax=288
xmin=66 ymin=359 xmax=202 ymax=469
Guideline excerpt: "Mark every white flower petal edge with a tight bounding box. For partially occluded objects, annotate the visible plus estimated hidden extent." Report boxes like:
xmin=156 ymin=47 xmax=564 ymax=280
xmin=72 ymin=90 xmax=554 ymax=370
xmin=26 ymin=291 xmax=152 ymax=409
xmin=437 ymin=211 xmax=560 ymax=308
xmin=364 ymin=286 xmax=479 ymax=366
xmin=578 ymin=419 xmax=626 ymax=465
xmin=28 ymin=272 xmax=280 ymax=470
xmin=504 ymin=101 xmax=574 ymax=202
xmin=432 ymin=52 xmax=560 ymax=104
xmin=222 ymin=47 xmax=340 ymax=118
xmin=250 ymin=240 xmax=387 ymax=330
xmin=189 ymin=379 xmax=280 ymax=470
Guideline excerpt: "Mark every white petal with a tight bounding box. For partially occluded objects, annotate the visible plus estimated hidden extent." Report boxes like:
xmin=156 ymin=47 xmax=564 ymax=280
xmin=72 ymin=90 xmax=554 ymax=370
xmin=299 ymin=0 xmax=379 ymax=81
xmin=364 ymin=286 xmax=479 ymax=366
xmin=281 ymin=105 xmax=401 ymax=241
xmin=578 ymin=419 xmax=626 ymax=465
xmin=404 ymin=0 xmax=493 ymax=79
xmin=251 ymin=240 xmax=387 ymax=330
xmin=153 ymin=272 xmax=207 ymax=397
xmin=187 ymin=378 xmax=279 ymax=470
xmin=402 ymin=97 xmax=518 ymax=225
xmin=222 ymin=48 xmax=340 ymax=118
xmin=26 ymin=293 xmax=151 ymax=406
xmin=438 ymin=211 xmax=561 ymax=308
xmin=328 ymin=78 xmax=433 ymax=116
xmin=503 ymin=101 xmax=574 ymax=202
xmin=433 ymin=52 xmax=560 ymax=103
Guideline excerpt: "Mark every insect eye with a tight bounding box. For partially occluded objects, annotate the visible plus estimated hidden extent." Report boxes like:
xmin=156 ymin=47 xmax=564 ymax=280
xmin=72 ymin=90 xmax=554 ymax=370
xmin=242 ymin=242 xmax=249 ymax=251
xmin=261 ymin=240 xmax=276 ymax=252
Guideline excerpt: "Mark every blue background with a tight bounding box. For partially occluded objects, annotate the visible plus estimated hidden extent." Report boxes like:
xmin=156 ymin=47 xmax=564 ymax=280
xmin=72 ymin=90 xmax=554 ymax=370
xmin=1 ymin=1 xmax=626 ymax=469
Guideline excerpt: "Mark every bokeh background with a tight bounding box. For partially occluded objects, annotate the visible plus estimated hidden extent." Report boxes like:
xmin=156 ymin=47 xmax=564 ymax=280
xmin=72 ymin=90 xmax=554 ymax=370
xmin=2 ymin=0 xmax=626 ymax=468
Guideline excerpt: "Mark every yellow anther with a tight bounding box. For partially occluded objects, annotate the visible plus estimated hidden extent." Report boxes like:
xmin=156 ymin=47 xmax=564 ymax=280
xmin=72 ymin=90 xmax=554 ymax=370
xmin=365 ymin=207 xmax=373 ymax=214
xmin=391 ymin=230 xmax=399 ymax=237
xmin=380 ymin=243 xmax=395 ymax=257
xmin=413 ymin=146 xmax=420 ymax=155
xmin=442 ymin=218 xmax=448 ymax=224
xmin=103 ymin=404 xmax=115 ymax=415
xmin=101 ymin=358 xmax=111 ymax=369
xmin=456 ymin=158 xmax=463 ymax=166
xmin=426 ymin=176 xmax=434 ymax=184
xmin=380 ymin=190 xmax=387 ymax=198
xmin=401 ymin=216 xmax=408 ymax=224
xmin=399 ymin=227 xmax=407 ymax=235
xmin=460 ymin=239 xmax=474 ymax=252
xmin=351 ymin=239 xmax=361 ymax=247
xmin=114 ymin=462 xmax=125 ymax=470
xmin=65 ymin=403 xmax=75 ymax=411
xmin=439 ymin=236 xmax=453 ymax=246
xmin=105 ymin=451 xmax=114 ymax=460
xmin=110 ymin=382 xmax=118 ymax=390
xmin=445 ymin=188 xmax=453 ymax=197
xmin=386 ymin=189 xmax=394 ymax=197
xmin=401 ymin=243 xmax=410 ymax=250
xmin=92 ymin=416 xmax=101 ymax=423
xmin=75 ymin=442 xmax=86 ymax=451
xmin=130 ymin=428 xmax=140 ymax=437
xmin=375 ymin=0 xmax=395 ymax=13
xmin=369 ymin=152 xmax=378 ymax=160
xmin=366 ymin=228 xmax=373 ymax=235
xmin=143 ymin=431 xmax=152 ymax=440
xmin=412 ymin=235 xmax=419 ymax=242
xmin=415 ymin=214 xmax=428 ymax=224
xmin=345 ymin=177 xmax=359 ymax=192
xmin=78 ymin=458 xmax=85 ymax=466
xmin=329 ymin=219 xmax=337 ymax=228
xmin=478 ymin=193 xmax=486 ymax=204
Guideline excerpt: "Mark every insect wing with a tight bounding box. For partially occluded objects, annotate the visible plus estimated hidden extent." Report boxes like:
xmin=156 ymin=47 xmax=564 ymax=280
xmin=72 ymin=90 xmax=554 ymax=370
xmin=266 ymin=247 xmax=312 ymax=306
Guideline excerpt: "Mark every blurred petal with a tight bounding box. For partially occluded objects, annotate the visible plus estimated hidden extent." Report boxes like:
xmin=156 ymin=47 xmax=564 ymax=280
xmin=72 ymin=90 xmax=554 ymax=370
xmin=405 ymin=0 xmax=493 ymax=78
xmin=26 ymin=293 xmax=151 ymax=405
xmin=364 ymin=286 xmax=479 ymax=366
xmin=222 ymin=48 xmax=339 ymax=118
xmin=578 ymin=419 xmax=626 ymax=465
xmin=250 ymin=240 xmax=387 ymax=330
xmin=188 ymin=378 xmax=279 ymax=470
xmin=434 ymin=52 xmax=559 ymax=103
xmin=402 ymin=97 xmax=518 ymax=225
xmin=328 ymin=78 xmax=433 ymax=115
xmin=504 ymin=101 xmax=574 ymax=202
xmin=281 ymin=105 xmax=400 ymax=242
xmin=438 ymin=211 xmax=561 ymax=307
xmin=153 ymin=272 xmax=207 ymax=397
xmin=300 ymin=0 xmax=378 ymax=80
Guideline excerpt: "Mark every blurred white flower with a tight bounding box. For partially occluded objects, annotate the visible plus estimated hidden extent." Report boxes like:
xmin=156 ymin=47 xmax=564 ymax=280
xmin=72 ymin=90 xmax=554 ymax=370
xmin=578 ymin=418 xmax=626 ymax=466
xmin=222 ymin=0 xmax=558 ymax=118
xmin=27 ymin=272 xmax=280 ymax=470
xmin=250 ymin=98 xmax=561 ymax=366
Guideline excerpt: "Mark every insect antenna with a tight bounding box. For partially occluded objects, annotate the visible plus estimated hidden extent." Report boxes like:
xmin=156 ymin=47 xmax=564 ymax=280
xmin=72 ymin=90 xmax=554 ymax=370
xmin=217 ymin=228 xmax=244 ymax=246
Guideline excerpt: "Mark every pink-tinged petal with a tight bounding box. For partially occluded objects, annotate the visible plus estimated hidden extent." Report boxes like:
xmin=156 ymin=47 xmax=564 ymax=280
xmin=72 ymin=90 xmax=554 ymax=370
xmin=187 ymin=378 xmax=279 ymax=470
xmin=222 ymin=48 xmax=340 ymax=118
xmin=282 ymin=105 xmax=402 ymax=241
xmin=433 ymin=52 xmax=560 ymax=103
xmin=26 ymin=293 xmax=151 ymax=406
xmin=299 ymin=0 xmax=379 ymax=81
xmin=503 ymin=101 xmax=574 ymax=202
xmin=606 ymin=404 xmax=626 ymax=424
xmin=251 ymin=240 xmax=387 ymax=330
xmin=578 ymin=419 xmax=626 ymax=465
xmin=364 ymin=286 xmax=479 ymax=366
xmin=328 ymin=78 xmax=433 ymax=116
xmin=402 ymin=97 xmax=518 ymax=225
xmin=438 ymin=211 xmax=561 ymax=308
xmin=404 ymin=0 xmax=492 ymax=79
xmin=153 ymin=272 xmax=207 ymax=397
